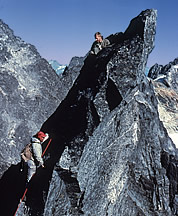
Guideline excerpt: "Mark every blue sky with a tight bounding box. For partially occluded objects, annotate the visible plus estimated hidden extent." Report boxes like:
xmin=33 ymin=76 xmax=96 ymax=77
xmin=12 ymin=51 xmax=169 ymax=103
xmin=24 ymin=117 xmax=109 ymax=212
xmin=0 ymin=0 xmax=177 ymax=67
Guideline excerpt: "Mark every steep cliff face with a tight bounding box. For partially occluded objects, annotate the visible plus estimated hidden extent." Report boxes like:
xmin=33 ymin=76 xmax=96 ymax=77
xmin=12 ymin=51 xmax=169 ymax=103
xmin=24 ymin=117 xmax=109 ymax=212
xmin=0 ymin=9 xmax=177 ymax=216
xmin=0 ymin=20 xmax=83 ymax=179
xmin=0 ymin=19 xmax=63 ymax=177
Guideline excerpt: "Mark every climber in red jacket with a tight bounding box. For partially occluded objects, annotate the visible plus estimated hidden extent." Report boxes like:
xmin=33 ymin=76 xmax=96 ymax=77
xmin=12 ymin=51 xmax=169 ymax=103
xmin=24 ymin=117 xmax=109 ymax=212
xmin=21 ymin=131 xmax=49 ymax=182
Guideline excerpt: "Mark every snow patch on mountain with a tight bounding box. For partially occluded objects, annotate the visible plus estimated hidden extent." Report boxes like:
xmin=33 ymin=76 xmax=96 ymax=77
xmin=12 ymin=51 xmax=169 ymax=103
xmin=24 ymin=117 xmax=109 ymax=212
xmin=169 ymin=133 xmax=178 ymax=148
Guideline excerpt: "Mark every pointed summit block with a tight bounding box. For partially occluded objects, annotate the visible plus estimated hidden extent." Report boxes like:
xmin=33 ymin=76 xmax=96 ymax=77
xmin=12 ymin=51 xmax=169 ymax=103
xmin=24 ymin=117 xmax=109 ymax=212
xmin=44 ymin=9 xmax=177 ymax=216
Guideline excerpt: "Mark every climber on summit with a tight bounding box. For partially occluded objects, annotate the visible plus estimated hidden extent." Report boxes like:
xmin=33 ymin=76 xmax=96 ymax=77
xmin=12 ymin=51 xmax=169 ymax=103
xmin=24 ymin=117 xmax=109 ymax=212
xmin=90 ymin=32 xmax=110 ymax=55
xmin=21 ymin=131 xmax=49 ymax=183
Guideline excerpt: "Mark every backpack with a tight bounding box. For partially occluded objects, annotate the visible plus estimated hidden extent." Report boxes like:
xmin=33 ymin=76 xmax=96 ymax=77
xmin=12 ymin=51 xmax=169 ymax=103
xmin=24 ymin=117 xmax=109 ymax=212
xmin=21 ymin=143 xmax=33 ymax=162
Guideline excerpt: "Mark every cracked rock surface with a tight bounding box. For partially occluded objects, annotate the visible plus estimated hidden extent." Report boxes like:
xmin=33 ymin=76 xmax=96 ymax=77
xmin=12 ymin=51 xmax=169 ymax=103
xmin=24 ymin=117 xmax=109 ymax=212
xmin=0 ymin=19 xmax=62 ymax=177
xmin=44 ymin=9 xmax=177 ymax=216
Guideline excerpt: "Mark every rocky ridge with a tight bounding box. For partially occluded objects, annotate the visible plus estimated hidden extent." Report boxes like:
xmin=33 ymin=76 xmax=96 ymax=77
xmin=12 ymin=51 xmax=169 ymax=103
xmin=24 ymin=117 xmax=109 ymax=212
xmin=43 ymin=9 xmax=178 ymax=216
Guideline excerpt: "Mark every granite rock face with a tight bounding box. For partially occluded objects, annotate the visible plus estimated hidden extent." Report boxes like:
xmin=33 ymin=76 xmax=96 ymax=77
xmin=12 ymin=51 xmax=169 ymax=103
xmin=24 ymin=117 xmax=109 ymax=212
xmin=0 ymin=19 xmax=63 ymax=177
xmin=0 ymin=9 xmax=178 ymax=216
xmin=43 ymin=9 xmax=177 ymax=216
xmin=77 ymin=86 xmax=175 ymax=216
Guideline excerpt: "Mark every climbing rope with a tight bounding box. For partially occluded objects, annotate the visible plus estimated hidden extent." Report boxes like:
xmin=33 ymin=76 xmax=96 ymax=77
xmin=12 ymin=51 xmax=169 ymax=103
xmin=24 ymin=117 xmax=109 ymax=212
xmin=13 ymin=138 xmax=52 ymax=216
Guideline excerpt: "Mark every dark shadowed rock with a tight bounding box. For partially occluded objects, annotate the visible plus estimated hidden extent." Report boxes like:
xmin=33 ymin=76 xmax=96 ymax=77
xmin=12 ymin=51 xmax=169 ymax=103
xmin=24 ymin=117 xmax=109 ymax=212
xmin=57 ymin=56 xmax=86 ymax=102
xmin=0 ymin=19 xmax=69 ymax=216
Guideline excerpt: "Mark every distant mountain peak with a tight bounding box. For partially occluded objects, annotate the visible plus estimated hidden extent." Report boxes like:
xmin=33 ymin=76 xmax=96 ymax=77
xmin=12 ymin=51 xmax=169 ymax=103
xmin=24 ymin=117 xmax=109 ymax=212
xmin=48 ymin=60 xmax=67 ymax=75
